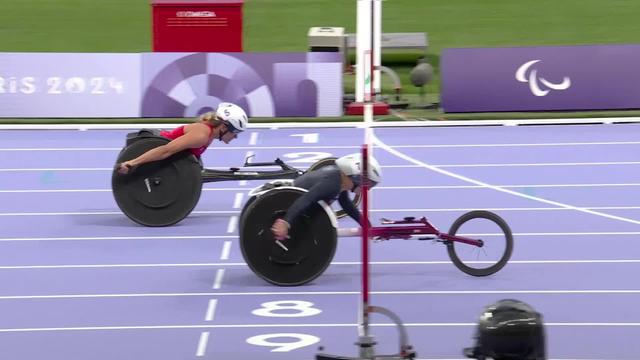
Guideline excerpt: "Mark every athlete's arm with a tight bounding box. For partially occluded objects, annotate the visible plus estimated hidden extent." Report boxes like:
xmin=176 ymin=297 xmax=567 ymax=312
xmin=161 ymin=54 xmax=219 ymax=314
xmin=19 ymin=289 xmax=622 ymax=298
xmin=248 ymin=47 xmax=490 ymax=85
xmin=125 ymin=123 xmax=209 ymax=167
xmin=283 ymin=180 xmax=341 ymax=226
xmin=338 ymin=191 xmax=363 ymax=224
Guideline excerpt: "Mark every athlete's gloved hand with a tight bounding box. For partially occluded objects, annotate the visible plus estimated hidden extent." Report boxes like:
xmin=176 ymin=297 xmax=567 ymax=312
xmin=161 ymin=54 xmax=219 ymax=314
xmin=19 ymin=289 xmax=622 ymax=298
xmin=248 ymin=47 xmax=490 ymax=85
xmin=116 ymin=161 xmax=137 ymax=175
xmin=271 ymin=218 xmax=290 ymax=241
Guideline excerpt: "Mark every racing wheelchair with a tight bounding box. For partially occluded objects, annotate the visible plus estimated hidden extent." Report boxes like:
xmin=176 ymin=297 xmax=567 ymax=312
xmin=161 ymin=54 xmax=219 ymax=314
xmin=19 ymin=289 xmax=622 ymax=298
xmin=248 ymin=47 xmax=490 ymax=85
xmin=111 ymin=130 xmax=361 ymax=226
xmin=239 ymin=183 xmax=513 ymax=286
xmin=112 ymin=131 xmax=513 ymax=285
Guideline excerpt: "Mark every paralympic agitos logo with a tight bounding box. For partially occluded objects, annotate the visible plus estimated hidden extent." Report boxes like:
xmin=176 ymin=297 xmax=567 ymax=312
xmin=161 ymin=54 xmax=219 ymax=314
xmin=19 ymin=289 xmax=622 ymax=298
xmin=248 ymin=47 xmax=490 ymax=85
xmin=515 ymin=59 xmax=571 ymax=97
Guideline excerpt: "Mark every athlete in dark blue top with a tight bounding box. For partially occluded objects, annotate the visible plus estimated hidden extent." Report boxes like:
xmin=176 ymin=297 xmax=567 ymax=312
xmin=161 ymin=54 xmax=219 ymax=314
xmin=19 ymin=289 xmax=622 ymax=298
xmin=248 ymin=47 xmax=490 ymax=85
xmin=284 ymin=164 xmax=362 ymax=224
xmin=271 ymin=153 xmax=383 ymax=240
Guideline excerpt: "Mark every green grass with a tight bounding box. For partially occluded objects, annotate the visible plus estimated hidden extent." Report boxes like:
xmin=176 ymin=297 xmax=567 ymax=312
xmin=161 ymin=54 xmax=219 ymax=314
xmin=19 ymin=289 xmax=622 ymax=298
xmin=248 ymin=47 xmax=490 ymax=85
xmin=1 ymin=0 xmax=640 ymax=121
xmin=0 ymin=0 xmax=151 ymax=52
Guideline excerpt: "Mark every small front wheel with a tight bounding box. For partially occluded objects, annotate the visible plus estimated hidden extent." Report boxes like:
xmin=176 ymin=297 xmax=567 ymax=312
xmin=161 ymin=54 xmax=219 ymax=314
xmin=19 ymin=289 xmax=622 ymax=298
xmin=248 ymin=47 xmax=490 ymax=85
xmin=446 ymin=210 xmax=513 ymax=276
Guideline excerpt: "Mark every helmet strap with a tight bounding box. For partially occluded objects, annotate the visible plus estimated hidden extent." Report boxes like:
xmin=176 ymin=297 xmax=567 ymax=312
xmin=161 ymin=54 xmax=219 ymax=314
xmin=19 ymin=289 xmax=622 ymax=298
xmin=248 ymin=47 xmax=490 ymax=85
xmin=351 ymin=182 xmax=358 ymax=192
xmin=218 ymin=128 xmax=228 ymax=140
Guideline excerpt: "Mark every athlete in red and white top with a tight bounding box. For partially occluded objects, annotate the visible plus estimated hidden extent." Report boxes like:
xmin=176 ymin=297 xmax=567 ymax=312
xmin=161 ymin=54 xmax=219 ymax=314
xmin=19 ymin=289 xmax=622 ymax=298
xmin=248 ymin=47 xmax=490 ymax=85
xmin=116 ymin=102 xmax=248 ymax=175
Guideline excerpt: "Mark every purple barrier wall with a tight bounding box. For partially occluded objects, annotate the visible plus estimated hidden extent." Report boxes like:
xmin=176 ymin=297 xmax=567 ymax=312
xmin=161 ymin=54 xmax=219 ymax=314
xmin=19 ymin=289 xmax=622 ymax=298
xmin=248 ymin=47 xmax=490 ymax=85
xmin=441 ymin=45 xmax=640 ymax=113
xmin=0 ymin=52 xmax=343 ymax=118
xmin=141 ymin=52 xmax=343 ymax=117
xmin=0 ymin=53 xmax=141 ymax=117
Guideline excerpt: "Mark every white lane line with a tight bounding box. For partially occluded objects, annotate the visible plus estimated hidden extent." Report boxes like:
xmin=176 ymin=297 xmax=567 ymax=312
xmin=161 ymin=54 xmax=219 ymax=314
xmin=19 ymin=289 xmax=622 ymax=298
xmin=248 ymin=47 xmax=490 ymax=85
xmin=0 ymin=210 xmax=240 ymax=216
xmin=0 ymin=263 xmax=250 ymax=269
xmin=0 ymin=148 xmax=122 ymax=151
xmin=249 ymin=132 xmax=259 ymax=146
xmin=2 ymin=141 xmax=639 ymax=152
xmin=212 ymin=269 xmax=225 ymax=289
xmin=0 ymin=188 xmax=256 ymax=193
xmin=3 ymin=206 xmax=640 ymax=217
xmin=0 ymin=321 xmax=639 ymax=333
xmin=0 ymin=168 xmax=112 ymax=172
xmin=378 ymin=183 xmax=640 ymax=189
xmin=4 ymin=161 xmax=639 ymax=172
xmin=382 ymin=141 xmax=640 ymax=148
xmin=381 ymin=161 xmax=640 ymax=168
xmin=1 ymin=259 xmax=639 ymax=270
xmin=2 ymin=289 xmax=640 ymax=300
xmin=2 ymin=182 xmax=640 ymax=193
xmin=372 ymin=206 xmax=640 ymax=212
xmin=373 ymin=133 xmax=640 ymax=225
xmin=0 ymin=117 xmax=636 ymax=130
xmin=205 ymin=299 xmax=218 ymax=322
xmin=226 ymin=216 xmax=238 ymax=233
xmin=441 ymin=161 xmax=640 ymax=167
xmin=232 ymin=193 xmax=244 ymax=209
xmin=195 ymin=331 xmax=210 ymax=357
xmin=0 ymin=235 xmax=237 ymax=242
xmin=0 ymin=231 xmax=639 ymax=242
xmin=220 ymin=241 xmax=232 ymax=260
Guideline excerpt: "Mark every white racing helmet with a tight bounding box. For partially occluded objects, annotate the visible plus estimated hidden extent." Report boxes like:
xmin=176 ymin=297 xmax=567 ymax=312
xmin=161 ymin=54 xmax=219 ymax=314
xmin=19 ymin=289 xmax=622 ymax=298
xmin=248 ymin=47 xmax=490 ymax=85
xmin=335 ymin=153 xmax=382 ymax=188
xmin=216 ymin=102 xmax=248 ymax=133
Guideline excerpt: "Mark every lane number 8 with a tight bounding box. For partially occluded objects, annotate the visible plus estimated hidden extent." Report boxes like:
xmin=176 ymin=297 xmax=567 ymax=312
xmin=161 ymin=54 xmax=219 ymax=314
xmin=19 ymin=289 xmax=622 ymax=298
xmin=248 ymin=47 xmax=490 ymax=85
xmin=252 ymin=300 xmax=322 ymax=318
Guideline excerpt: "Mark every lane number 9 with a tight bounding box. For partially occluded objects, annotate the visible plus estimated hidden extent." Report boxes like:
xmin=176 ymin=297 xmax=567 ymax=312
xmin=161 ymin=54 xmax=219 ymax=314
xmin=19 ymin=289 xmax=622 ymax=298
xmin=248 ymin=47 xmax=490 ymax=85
xmin=246 ymin=333 xmax=320 ymax=352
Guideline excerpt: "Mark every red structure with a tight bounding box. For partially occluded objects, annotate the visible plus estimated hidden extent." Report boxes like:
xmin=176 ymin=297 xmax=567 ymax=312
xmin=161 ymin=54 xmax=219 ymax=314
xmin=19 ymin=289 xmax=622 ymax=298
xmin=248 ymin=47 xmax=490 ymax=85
xmin=151 ymin=0 xmax=244 ymax=52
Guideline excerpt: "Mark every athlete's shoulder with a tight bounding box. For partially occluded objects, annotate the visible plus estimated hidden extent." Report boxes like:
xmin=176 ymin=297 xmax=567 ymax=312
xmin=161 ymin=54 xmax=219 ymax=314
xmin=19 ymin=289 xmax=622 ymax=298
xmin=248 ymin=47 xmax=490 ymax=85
xmin=184 ymin=122 xmax=213 ymax=138
xmin=305 ymin=165 xmax=340 ymax=181
xmin=184 ymin=122 xmax=210 ymax=132
xmin=316 ymin=164 xmax=341 ymax=175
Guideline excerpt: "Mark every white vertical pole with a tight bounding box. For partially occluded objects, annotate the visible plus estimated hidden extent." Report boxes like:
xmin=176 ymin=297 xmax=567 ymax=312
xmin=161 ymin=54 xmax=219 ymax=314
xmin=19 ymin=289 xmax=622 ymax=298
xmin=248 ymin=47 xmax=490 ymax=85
xmin=373 ymin=0 xmax=382 ymax=101
xmin=356 ymin=0 xmax=372 ymax=103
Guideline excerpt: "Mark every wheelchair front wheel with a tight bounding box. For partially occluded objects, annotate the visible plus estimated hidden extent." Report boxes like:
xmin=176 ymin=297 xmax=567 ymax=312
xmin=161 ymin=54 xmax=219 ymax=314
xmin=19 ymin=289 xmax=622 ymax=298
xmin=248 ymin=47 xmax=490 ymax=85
xmin=446 ymin=210 xmax=513 ymax=276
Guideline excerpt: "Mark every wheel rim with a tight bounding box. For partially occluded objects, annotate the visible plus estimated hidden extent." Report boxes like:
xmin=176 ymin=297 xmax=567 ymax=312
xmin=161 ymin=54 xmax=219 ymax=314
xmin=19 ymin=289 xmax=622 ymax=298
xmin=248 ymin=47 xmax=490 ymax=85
xmin=447 ymin=211 xmax=513 ymax=276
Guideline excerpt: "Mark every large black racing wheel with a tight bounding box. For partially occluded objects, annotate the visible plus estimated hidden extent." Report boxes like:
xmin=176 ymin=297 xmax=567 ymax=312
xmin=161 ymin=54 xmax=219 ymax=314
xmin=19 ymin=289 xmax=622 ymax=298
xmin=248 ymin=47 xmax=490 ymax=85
xmin=446 ymin=210 xmax=513 ymax=276
xmin=239 ymin=187 xmax=337 ymax=286
xmin=112 ymin=137 xmax=203 ymax=227
xmin=306 ymin=157 xmax=362 ymax=219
